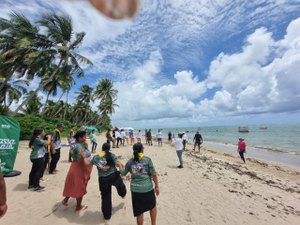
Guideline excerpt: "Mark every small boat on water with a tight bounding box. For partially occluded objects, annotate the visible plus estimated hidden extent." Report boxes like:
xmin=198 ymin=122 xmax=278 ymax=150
xmin=238 ymin=126 xmax=249 ymax=133
xmin=259 ymin=126 xmax=268 ymax=130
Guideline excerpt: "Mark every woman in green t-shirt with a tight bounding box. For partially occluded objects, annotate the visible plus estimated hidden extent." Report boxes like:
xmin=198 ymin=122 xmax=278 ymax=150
xmin=28 ymin=128 xmax=51 ymax=192
xmin=62 ymin=131 xmax=93 ymax=211
xmin=87 ymin=142 xmax=126 ymax=220
xmin=121 ymin=143 xmax=159 ymax=225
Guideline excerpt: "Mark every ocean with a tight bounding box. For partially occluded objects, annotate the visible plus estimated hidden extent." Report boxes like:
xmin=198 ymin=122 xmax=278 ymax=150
xmin=163 ymin=124 xmax=300 ymax=155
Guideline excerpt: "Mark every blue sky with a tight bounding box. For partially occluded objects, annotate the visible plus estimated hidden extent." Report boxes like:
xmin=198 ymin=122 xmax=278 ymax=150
xmin=1 ymin=0 xmax=300 ymax=128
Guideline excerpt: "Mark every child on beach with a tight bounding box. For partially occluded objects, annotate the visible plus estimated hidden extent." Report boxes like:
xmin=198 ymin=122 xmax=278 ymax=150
xmin=28 ymin=128 xmax=51 ymax=192
xmin=121 ymin=143 xmax=159 ymax=225
xmin=237 ymin=138 xmax=246 ymax=163
xmin=87 ymin=143 xmax=127 ymax=220
xmin=62 ymin=131 xmax=93 ymax=211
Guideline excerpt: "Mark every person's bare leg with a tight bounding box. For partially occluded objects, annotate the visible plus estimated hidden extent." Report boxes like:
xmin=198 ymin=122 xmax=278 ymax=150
xmin=75 ymin=197 xmax=87 ymax=211
xmin=62 ymin=197 xmax=69 ymax=206
xmin=136 ymin=213 xmax=144 ymax=225
xmin=150 ymin=207 xmax=157 ymax=225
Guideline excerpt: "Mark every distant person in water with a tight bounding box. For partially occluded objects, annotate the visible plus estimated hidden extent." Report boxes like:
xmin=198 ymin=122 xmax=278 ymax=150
xmin=237 ymin=138 xmax=246 ymax=163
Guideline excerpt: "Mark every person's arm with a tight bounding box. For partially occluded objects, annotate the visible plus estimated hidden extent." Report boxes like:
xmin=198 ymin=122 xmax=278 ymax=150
xmin=116 ymin=162 xmax=124 ymax=170
xmin=0 ymin=171 xmax=7 ymax=219
xmin=152 ymin=173 xmax=159 ymax=196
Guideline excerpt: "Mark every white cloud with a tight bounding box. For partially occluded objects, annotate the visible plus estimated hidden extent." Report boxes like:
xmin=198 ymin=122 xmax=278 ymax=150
xmin=199 ymin=17 xmax=300 ymax=117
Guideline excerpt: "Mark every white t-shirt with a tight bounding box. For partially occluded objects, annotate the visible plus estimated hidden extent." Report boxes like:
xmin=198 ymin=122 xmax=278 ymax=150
xmin=121 ymin=131 xmax=126 ymax=139
xmin=115 ymin=131 xmax=121 ymax=138
xmin=156 ymin=132 xmax=163 ymax=139
xmin=136 ymin=131 xmax=142 ymax=139
xmin=173 ymin=138 xmax=183 ymax=151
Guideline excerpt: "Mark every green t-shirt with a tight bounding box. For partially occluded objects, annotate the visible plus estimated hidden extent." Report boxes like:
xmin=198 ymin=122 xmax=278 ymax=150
xmin=90 ymin=133 xmax=96 ymax=141
xmin=30 ymin=138 xmax=46 ymax=160
xmin=121 ymin=156 xmax=156 ymax=193
xmin=72 ymin=143 xmax=91 ymax=161
xmin=91 ymin=153 xmax=119 ymax=177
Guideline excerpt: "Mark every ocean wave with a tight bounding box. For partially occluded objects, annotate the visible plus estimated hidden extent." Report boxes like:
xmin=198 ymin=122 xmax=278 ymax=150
xmin=254 ymin=146 xmax=300 ymax=155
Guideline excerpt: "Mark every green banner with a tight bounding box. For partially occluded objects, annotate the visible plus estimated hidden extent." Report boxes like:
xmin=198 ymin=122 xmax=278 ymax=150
xmin=0 ymin=115 xmax=20 ymax=175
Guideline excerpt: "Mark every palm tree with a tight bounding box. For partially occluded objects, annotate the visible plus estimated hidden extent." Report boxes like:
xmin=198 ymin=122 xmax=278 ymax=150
xmin=13 ymin=14 xmax=92 ymax=115
xmin=93 ymin=78 xmax=118 ymax=103
xmin=0 ymin=78 xmax=28 ymax=107
xmin=0 ymin=12 xmax=53 ymax=91
xmin=75 ymin=84 xmax=93 ymax=123
xmin=41 ymin=64 xmax=75 ymax=112
xmin=22 ymin=90 xmax=42 ymax=115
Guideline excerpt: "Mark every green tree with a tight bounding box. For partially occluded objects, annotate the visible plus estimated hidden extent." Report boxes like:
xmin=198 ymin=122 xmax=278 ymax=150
xmin=22 ymin=90 xmax=42 ymax=115
xmin=13 ymin=14 xmax=92 ymax=115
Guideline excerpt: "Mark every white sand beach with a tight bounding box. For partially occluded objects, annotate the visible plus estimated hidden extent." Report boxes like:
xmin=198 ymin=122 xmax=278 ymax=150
xmin=2 ymin=134 xmax=300 ymax=225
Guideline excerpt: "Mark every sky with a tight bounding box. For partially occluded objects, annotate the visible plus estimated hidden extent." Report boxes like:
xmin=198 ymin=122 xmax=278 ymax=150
xmin=1 ymin=0 xmax=300 ymax=129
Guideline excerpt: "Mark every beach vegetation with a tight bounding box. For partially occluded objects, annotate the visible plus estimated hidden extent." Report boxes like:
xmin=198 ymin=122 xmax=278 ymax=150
xmin=0 ymin=12 xmax=119 ymax=135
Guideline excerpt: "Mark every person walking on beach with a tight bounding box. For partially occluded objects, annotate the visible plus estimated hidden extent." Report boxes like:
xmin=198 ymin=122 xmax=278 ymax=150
xmin=237 ymin=138 xmax=246 ymax=163
xmin=87 ymin=143 xmax=127 ymax=220
xmin=146 ymin=129 xmax=152 ymax=146
xmin=182 ymin=132 xmax=188 ymax=151
xmin=193 ymin=131 xmax=203 ymax=152
xmin=121 ymin=143 xmax=159 ymax=225
xmin=129 ymin=129 xmax=135 ymax=145
xmin=0 ymin=170 xmax=7 ymax=218
xmin=28 ymin=128 xmax=51 ymax=191
xmin=136 ymin=130 xmax=142 ymax=143
xmin=168 ymin=131 xmax=172 ymax=143
xmin=49 ymin=123 xmax=64 ymax=174
xmin=67 ymin=126 xmax=76 ymax=162
xmin=62 ymin=130 xmax=93 ymax=211
xmin=106 ymin=129 xmax=115 ymax=148
xmin=173 ymin=133 xmax=184 ymax=168
xmin=90 ymin=129 xmax=98 ymax=153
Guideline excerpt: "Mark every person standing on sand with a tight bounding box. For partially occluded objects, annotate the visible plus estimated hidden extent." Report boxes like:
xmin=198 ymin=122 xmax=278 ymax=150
xmin=156 ymin=129 xmax=163 ymax=146
xmin=173 ymin=133 xmax=184 ymax=168
xmin=182 ymin=132 xmax=188 ymax=151
xmin=0 ymin=170 xmax=7 ymax=219
xmin=237 ymin=138 xmax=246 ymax=163
xmin=67 ymin=126 xmax=76 ymax=162
xmin=86 ymin=143 xmax=127 ymax=220
xmin=28 ymin=128 xmax=51 ymax=191
xmin=129 ymin=129 xmax=135 ymax=145
xmin=146 ymin=129 xmax=153 ymax=146
xmin=121 ymin=143 xmax=159 ymax=225
xmin=193 ymin=131 xmax=203 ymax=152
xmin=49 ymin=123 xmax=64 ymax=174
xmin=90 ymin=129 xmax=98 ymax=153
xmin=62 ymin=131 xmax=93 ymax=211
xmin=106 ymin=129 xmax=115 ymax=148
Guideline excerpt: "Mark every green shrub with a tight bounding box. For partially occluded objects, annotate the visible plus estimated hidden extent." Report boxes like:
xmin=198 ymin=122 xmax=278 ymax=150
xmin=14 ymin=115 xmax=71 ymax=140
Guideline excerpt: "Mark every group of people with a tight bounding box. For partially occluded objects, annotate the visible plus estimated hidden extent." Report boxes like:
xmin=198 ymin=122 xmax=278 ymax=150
xmin=28 ymin=125 xmax=159 ymax=224
xmin=63 ymin=129 xmax=159 ymax=224
xmin=27 ymin=123 xmax=64 ymax=192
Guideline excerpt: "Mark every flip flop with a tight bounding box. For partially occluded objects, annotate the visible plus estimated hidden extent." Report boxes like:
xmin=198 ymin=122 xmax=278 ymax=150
xmin=75 ymin=205 xmax=88 ymax=212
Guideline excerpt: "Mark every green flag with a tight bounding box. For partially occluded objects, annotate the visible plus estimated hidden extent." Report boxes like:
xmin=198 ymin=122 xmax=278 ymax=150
xmin=0 ymin=115 xmax=20 ymax=176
